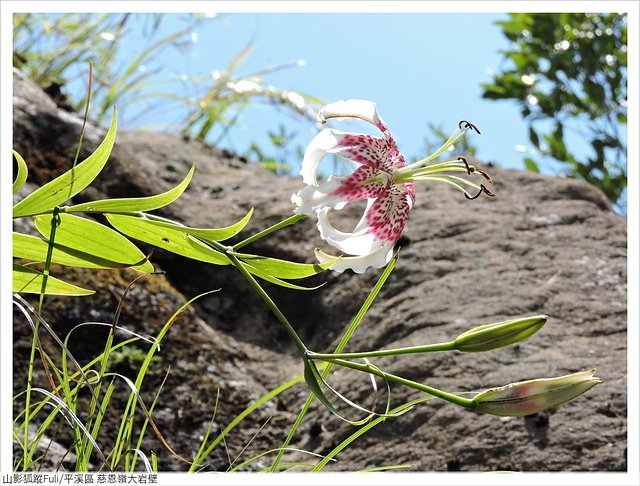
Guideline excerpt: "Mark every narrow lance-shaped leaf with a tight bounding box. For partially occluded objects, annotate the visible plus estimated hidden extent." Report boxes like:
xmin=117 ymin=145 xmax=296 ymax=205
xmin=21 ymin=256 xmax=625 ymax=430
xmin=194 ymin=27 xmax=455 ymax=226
xmin=105 ymin=213 xmax=230 ymax=266
xmin=14 ymin=232 xmax=151 ymax=272
xmin=303 ymin=359 xmax=343 ymax=418
xmin=33 ymin=213 xmax=153 ymax=273
xmin=13 ymin=109 xmax=117 ymax=218
xmin=130 ymin=207 xmax=254 ymax=242
xmin=66 ymin=164 xmax=196 ymax=213
xmin=234 ymin=251 xmax=336 ymax=279
xmin=239 ymin=260 xmax=324 ymax=291
xmin=13 ymin=264 xmax=94 ymax=296
xmin=13 ymin=150 xmax=28 ymax=194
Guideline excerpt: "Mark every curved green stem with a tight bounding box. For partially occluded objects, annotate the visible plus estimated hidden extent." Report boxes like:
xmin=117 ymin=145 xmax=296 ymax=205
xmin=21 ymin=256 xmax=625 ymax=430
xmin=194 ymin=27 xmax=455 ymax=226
xmin=269 ymin=257 xmax=398 ymax=472
xmin=320 ymin=357 xmax=474 ymax=410
xmin=225 ymin=252 xmax=308 ymax=357
xmin=233 ymin=214 xmax=305 ymax=250
xmin=308 ymin=340 xmax=456 ymax=360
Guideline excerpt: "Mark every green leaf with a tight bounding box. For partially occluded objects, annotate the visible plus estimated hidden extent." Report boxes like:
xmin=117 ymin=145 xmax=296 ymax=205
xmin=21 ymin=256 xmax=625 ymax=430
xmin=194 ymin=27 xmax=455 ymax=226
xmin=528 ymin=127 xmax=540 ymax=149
xmin=13 ymin=150 xmax=28 ymax=194
xmin=66 ymin=164 xmax=195 ymax=213
xmin=234 ymin=252 xmax=335 ymax=279
xmin=133 ymin=208 xmax=254 ymax=242
xmin=523 ymin=157 xmax=540 ymax=173
xmin=33 ymin=213 xmax=153 ymax=273
xmin=240 ymin=261 xmax=323 ymax=291
xmin=13 ymin=109 xmax=118 ymax=218
xmin=13 ymin=232 xmax=150 ymax=272
xmin=13 ymin=264 xmax=94 ymax=296
xmin=303 ymin=359 xmax=342 ymax=417
xmin=105 ymin=213 xmax=230 ymax=265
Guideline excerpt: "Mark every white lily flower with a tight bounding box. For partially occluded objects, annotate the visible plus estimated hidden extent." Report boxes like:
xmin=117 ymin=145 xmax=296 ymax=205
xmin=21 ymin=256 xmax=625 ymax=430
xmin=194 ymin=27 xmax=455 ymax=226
xmin=292 ymin=99 xmax=493 ymax=273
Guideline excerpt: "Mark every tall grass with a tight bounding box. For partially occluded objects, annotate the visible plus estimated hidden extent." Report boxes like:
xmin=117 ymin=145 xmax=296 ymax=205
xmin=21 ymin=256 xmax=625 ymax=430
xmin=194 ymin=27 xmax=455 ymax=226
xmin=13 ymin=13 xmax=321 ymax=174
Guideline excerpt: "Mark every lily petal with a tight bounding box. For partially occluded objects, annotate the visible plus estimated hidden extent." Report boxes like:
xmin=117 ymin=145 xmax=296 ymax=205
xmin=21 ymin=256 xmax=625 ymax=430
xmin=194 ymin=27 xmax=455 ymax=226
xmin=319 ymin=99 xmax=388 ymax=134
xmin=300 ymin=129 xmax=346 ymax=185
xmin=292 ymin=166 xmax=390 ymax=215
xmin=364 ymin=183 xmax=415 ymax=245
xmin=314 ymin=182 xmax=414 ymax=259
xmin=316 ymin=203 xmax=381 ymax=256
xmin=300 ymin=129 xmax=403 ymax=185
xmin=291 ymin=177 xmax=346 ymax=215
xmin=315 ymin=246 xmax=393 ymax=274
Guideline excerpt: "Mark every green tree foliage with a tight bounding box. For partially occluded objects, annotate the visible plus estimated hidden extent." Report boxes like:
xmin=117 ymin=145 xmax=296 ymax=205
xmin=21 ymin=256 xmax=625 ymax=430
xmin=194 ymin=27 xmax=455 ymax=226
xmin=482 ymin=13 xmax=627 ymax=208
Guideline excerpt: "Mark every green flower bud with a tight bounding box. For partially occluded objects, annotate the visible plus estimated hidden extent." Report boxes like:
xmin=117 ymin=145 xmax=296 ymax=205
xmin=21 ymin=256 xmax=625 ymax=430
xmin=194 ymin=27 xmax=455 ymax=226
xmin=453 ymin=315 xmax=547 ymax=352
xmin=471 ymin=369 xmax=602 ymax=417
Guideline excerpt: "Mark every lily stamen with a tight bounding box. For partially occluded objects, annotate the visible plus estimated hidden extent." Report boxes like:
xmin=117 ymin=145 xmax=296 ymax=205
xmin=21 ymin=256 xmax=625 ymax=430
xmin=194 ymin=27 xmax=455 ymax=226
xmin=473 ymin=168 xmax=493 ymax=182
xmin=465 ymin=184 xmax=496 ymax=200
xmin=458 ymin=119 xmax=481 ymax=134
xmin=457 ymin=156 xmax=493 ymax=182
xmin=402 ymin=127 xmax=468 ymax=171
xmin=458 ymin=156 xmax=473 ymax=175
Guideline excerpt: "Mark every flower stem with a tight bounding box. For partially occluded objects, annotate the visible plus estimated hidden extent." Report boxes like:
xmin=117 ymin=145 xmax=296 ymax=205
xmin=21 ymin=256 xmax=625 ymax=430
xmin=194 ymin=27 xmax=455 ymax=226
xmin=269 ymin=255 xmax=399 ymax=472
xmin=233 ymin=214 xmax=305 ymax=250
xmin=320 ymin=357 xmax=474 ymax=409
xmin=308 ymin=341 xmax=456 ymax=360
xmin=225 ymin=252 xmax=308 ymax=357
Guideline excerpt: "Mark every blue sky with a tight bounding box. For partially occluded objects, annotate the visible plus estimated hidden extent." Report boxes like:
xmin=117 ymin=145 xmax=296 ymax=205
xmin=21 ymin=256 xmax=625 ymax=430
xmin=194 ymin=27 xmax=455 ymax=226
xmin=92 ymin=12 xmax=577 ymax=173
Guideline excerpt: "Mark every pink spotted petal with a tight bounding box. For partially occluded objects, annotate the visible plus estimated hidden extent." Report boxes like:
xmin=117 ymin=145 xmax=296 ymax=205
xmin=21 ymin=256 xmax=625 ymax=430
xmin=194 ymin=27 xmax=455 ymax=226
xmin=300 ymin=128 xmax=404 ymax=185
xmin=332 ymin=132 xmax=405 ymax=171
xmin=318 ymin=99 xmax=405 ymax=170
xmin=315 ymin=245 xmax=394 ymax=274
xmin=292 ymin=166 xmax=391 ymax=215
xmin=364 ymin=182 xmax=415 ymax=245
xmin=332 ymin=165 xmax=391 ymax=202
xmin=315 ymin=182 xmax=415 ymax=261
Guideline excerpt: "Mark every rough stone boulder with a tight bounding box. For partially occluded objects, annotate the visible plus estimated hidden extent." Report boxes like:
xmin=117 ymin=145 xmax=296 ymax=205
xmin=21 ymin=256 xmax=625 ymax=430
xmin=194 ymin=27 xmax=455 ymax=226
xmin=13 ymin=68 xmax=627 ymax=472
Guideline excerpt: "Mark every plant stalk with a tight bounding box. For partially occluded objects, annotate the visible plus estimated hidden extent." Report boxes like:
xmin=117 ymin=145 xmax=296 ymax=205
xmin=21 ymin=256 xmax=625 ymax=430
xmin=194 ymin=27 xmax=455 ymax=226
xmin=320 ymin=357 xmax=474 ymax=410
xmin=308 ymin=340 xmax=456 ymax=360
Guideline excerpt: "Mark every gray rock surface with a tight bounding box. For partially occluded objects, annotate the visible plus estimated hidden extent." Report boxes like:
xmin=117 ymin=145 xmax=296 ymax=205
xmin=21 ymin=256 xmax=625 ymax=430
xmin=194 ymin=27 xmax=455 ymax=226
xmin=13 ymin=68 xmax=627 ymax=472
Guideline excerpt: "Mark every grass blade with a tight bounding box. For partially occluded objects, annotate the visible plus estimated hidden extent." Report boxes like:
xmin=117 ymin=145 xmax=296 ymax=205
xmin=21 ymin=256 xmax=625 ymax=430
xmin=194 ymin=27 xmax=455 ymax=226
xmin=29 ymin=388 xmax=109 ymax=470
xmin=312 ymin=397 xmax=434 ymax=472
xmin=269 ymin=255 xmax=399 ymax=470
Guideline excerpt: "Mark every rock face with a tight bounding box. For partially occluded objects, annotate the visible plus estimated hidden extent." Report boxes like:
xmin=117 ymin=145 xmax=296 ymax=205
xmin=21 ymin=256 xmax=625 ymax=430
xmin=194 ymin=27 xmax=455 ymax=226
xmin=12 ymin=68 xmax=627 ymax=472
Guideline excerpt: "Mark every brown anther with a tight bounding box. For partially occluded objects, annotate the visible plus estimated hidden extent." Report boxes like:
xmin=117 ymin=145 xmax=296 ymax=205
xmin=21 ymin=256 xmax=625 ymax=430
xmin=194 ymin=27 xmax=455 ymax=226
xmin=458 ymin=156 xmax=493 ymax=182
xmin=457 ymin=156 xmax=472 ymax=175
xmin=464 ymin=184 xmax=495 ymax=200
xmin=481 ymin=184 xmax=496 ymax=197
xmin=458 ymin=120 xmax=481 ymax=134
xmin=475 ymin=168 xmax=493 ymax=183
